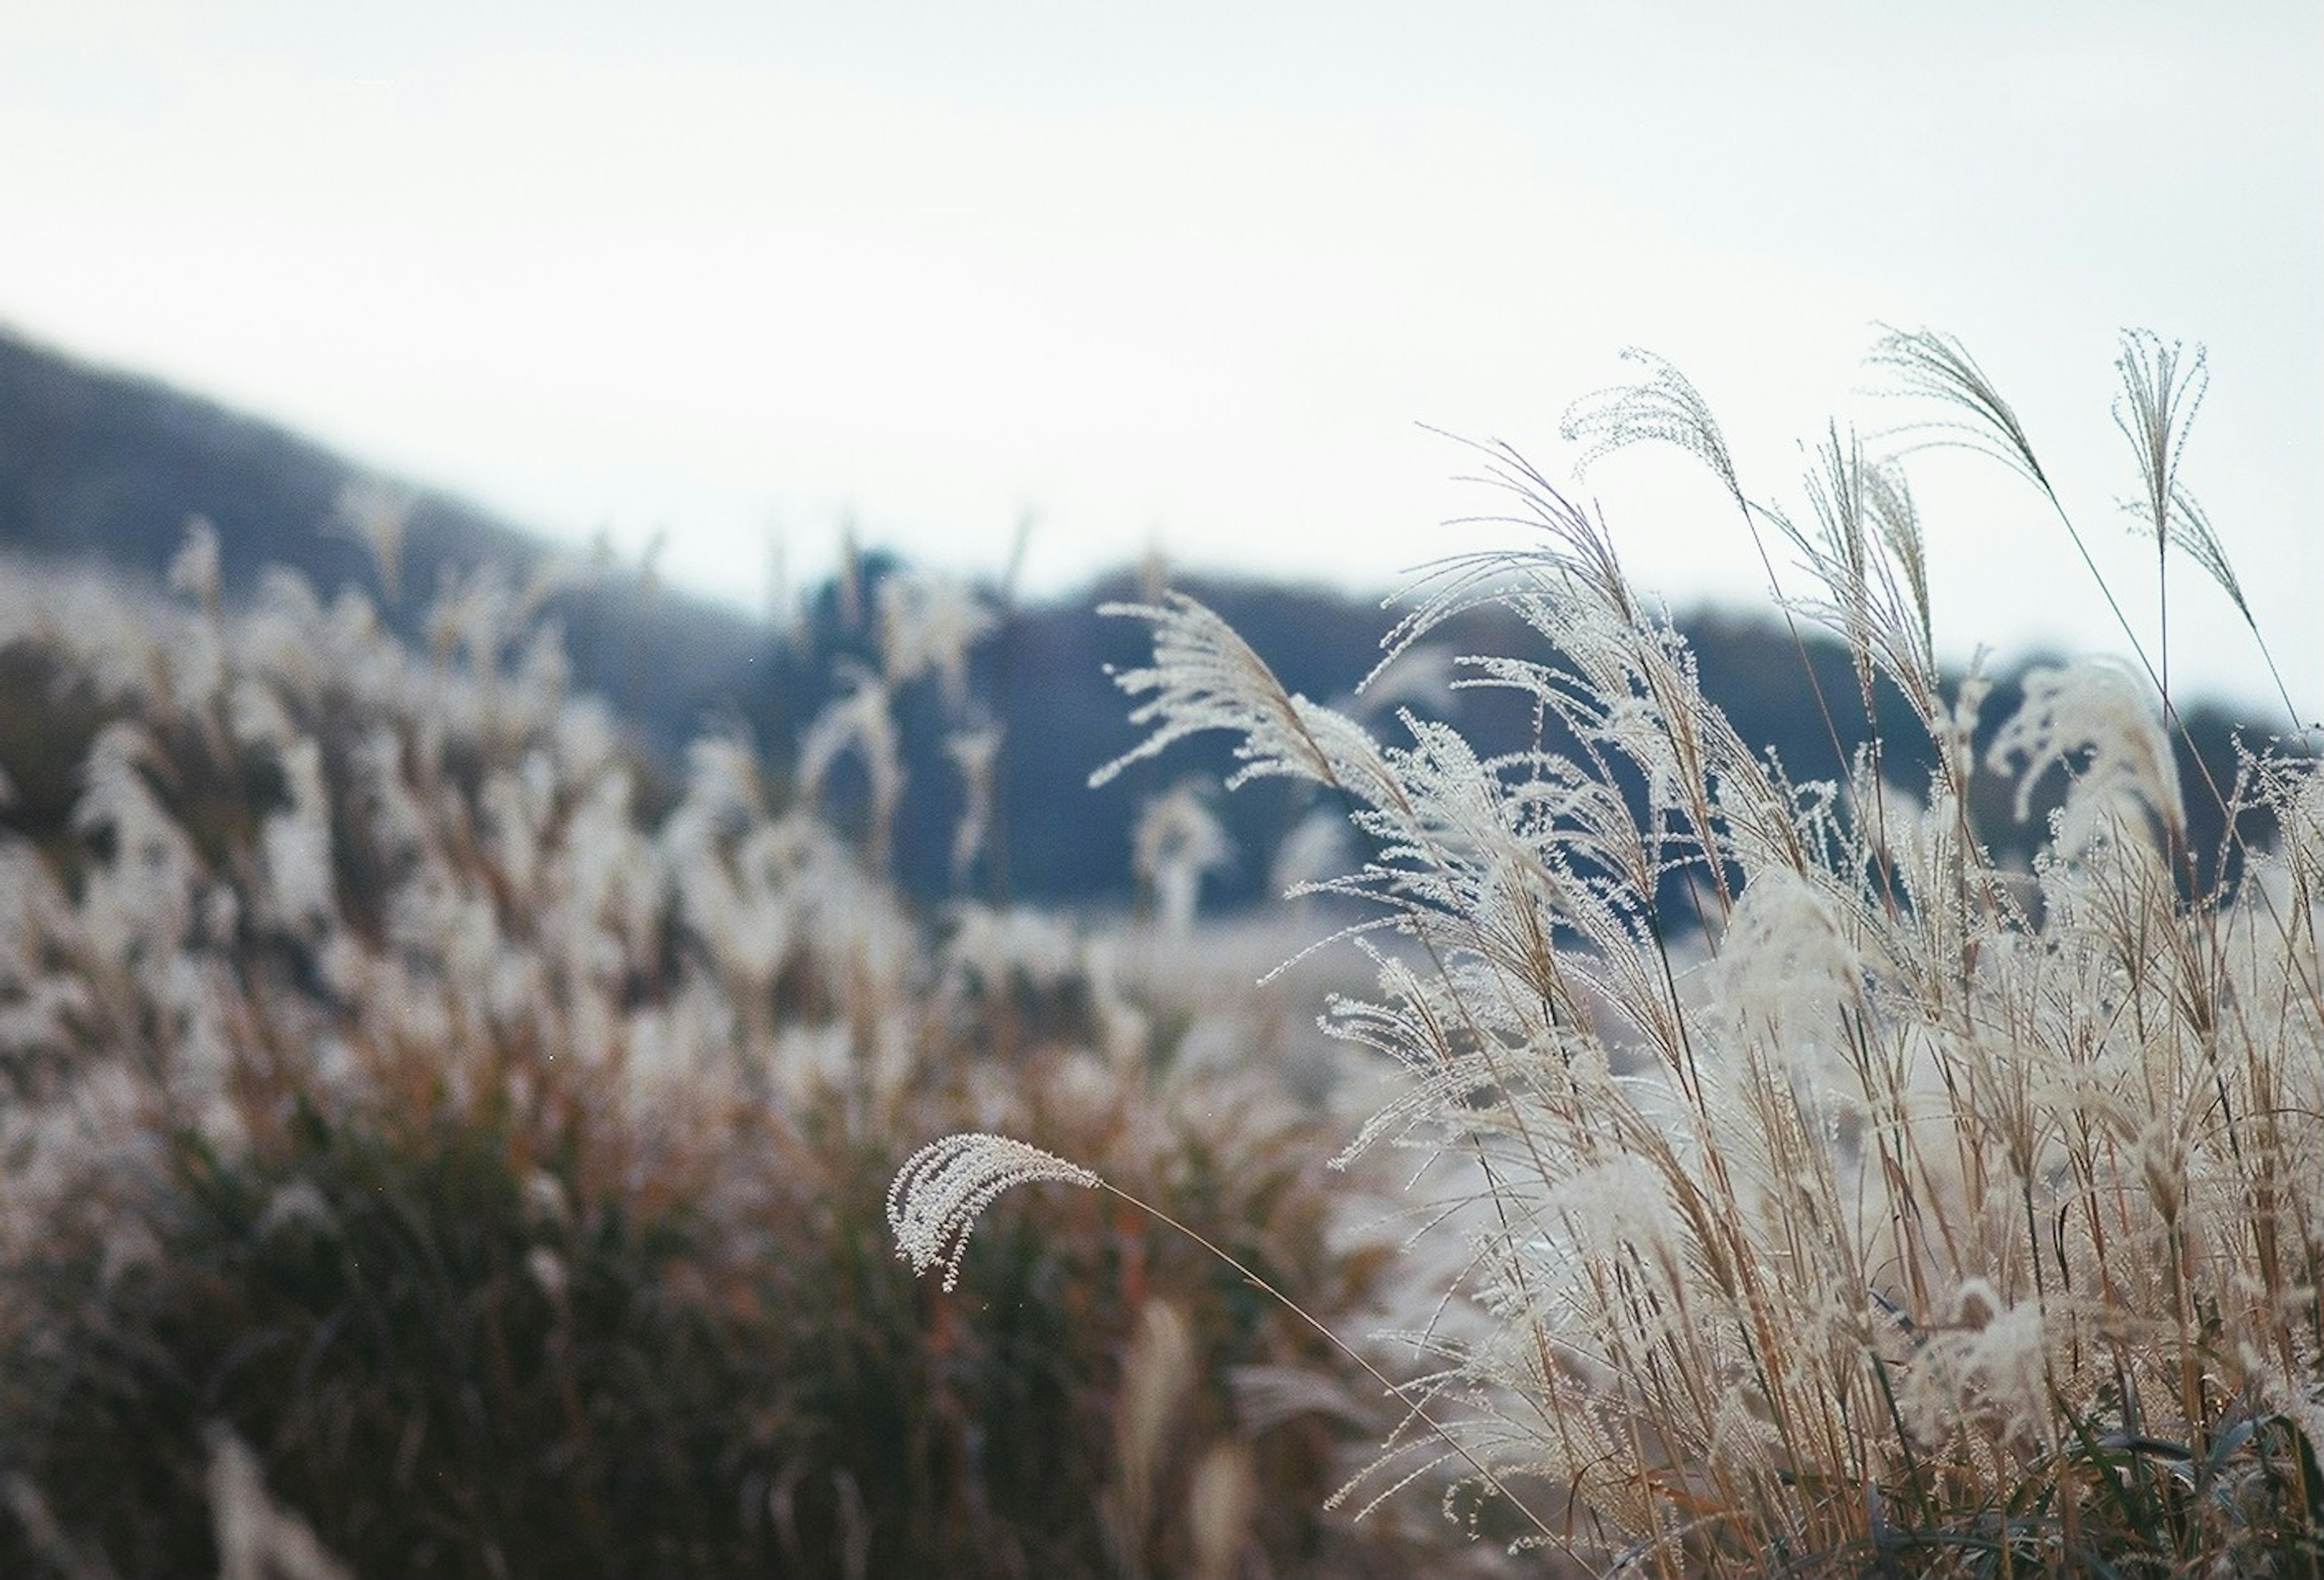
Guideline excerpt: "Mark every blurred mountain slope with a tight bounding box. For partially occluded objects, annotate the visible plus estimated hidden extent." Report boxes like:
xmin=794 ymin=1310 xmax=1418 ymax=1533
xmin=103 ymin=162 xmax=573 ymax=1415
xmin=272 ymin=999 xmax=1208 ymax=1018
xmin=0 ymin=326 xmax=2268 ymax=913
xmin=0 ymin=326 xmax=778 ymax=751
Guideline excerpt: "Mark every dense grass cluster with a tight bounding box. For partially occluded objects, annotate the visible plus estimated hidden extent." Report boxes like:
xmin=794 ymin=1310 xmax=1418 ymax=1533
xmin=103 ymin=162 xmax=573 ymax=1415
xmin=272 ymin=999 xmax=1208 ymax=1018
xmin=0 ymin=532 xmax=1473 ymax=1577
xmin=2 ymin=327 xmax=2313 ymax=1578
xmin=898 ymin=332 xmax=2323 ymax=1576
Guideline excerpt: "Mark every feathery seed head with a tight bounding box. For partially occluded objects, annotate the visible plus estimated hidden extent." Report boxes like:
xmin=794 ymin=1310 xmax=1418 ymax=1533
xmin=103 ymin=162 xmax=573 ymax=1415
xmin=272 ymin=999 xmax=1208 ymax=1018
xmin=887 ymin=1132 xmax=1100 ymax=1290
xmin=1988 ymin=658 xmax=2186 ymax=850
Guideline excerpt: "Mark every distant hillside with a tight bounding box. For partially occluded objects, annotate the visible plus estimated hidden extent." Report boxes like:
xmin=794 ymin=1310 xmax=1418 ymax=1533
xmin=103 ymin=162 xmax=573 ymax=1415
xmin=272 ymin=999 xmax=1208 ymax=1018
xmin=0 ymin=327 xmax=2271 ymax=912
xmin=0 ymin=328 xmax=773 ymax=755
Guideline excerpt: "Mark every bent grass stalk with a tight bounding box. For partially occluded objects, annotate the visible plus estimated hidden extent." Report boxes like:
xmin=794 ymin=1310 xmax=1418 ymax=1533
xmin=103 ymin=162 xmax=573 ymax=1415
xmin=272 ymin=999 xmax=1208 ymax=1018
xmin=888 ymin=1132 xmax=1561 ymax=1546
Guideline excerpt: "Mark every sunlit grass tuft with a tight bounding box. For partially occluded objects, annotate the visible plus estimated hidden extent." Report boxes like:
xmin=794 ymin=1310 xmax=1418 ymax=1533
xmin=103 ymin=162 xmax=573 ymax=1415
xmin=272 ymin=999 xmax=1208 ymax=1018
xmin=896 ymin=332 xmax=2324 ymax=1576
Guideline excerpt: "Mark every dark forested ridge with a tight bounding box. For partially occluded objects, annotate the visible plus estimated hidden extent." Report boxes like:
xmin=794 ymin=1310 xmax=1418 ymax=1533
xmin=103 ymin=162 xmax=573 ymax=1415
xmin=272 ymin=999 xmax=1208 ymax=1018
xmin=0 ymin=326 xmax=2269 ymax=910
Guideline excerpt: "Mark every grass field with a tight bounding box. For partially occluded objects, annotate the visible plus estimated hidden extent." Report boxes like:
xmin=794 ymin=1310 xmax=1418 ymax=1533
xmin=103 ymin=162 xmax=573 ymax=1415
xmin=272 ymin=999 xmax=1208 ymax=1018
xmin=2 ymin=330 xmax=2317 ymax=1578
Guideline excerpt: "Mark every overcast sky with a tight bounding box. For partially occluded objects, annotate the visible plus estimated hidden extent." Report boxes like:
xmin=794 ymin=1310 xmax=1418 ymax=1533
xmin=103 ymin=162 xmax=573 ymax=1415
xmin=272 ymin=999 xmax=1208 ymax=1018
xmin=3 ymin=2 xmax=2316 ymax=712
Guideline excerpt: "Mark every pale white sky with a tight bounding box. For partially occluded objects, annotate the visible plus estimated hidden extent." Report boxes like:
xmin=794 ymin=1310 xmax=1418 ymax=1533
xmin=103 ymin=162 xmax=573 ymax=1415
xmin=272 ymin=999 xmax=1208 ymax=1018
xmin=2 ymin=2 xmax=2317 ymax=713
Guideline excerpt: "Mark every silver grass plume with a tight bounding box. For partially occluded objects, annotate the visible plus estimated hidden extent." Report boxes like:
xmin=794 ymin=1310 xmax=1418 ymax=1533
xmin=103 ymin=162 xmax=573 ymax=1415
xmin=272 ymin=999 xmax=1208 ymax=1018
xmin=1867 ymin=324 xmax=2049 ymax=487
xmin=798 ymin=662 xmax=905 ymax=868
xmin=1091 ymin=593 xmax=1396 ymax=805
xmin=1186 ymin=1440 xmax=1258 ymax=1580
xmin=2112 ymin=329 xmax=2211 ymax=583
xmin=1112 ymin=1298 xmax=1195 ymax=1559
xmin=1560 ymin=347 xmax=1743 ymax=510
xmin=1765 ymin=427 xmax=1938 ymax=714
xmin=1132 ymin=779 xmax=1233 ymax=939
xmin=1862 ymin=458 xmax=1933 ymax=683
xmin=1986 ymin=658 xmax=2187 ymax=850
xmin=944 ymin=721 xmax=1003 ymax=890
xmin=168 ymin=517 xmax=223 ymax=620
xmin=205 ymin=1424 xmax=354 ymax=1580
xmin=887 ymin=1132 xmax=1100 ymax=1291
xmin=2106 ymin=329 xmax=2296 ymax=727
xmin=878 ymin=571 xmax=996 ymax=708
xmin=330 ymin=479 xmax=415 ymax=606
